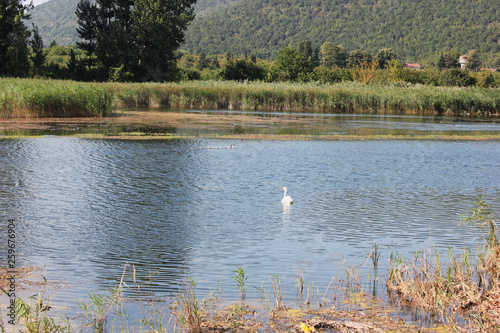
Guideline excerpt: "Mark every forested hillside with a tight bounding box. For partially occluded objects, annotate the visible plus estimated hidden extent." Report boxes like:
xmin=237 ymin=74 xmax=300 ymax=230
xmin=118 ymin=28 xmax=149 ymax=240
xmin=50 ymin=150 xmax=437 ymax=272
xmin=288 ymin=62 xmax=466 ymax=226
xmin=30 ymin=0 xmax=500 ymax=63
xmin=29 ymin=0 xmax=242 ymax=46
xmin=184 ymin=0 xmax=500 ymax=62
xmin=29 ymin=0 xmax=80 ymax=46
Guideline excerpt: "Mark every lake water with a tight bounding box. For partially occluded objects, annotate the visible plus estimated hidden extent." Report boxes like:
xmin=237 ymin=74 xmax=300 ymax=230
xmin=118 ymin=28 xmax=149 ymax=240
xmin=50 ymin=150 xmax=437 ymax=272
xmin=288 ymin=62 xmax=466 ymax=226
xmin=0 ymin=112 xmax=499 ymax=322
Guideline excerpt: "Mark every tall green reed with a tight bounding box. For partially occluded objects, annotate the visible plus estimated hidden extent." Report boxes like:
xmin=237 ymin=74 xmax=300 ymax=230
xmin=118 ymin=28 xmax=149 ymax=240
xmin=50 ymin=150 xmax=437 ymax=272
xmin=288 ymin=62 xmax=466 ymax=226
xmin=102 ymin=80 xmax=500 ymax=116
xmin=0 ymin=79 xmax=112 ymax=118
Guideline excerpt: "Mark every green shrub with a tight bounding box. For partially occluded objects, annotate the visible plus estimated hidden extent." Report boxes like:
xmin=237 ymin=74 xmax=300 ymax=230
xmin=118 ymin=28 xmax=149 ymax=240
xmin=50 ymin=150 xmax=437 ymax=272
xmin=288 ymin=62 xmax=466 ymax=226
xmin=440 ymin=68 xmax=476 ymax=87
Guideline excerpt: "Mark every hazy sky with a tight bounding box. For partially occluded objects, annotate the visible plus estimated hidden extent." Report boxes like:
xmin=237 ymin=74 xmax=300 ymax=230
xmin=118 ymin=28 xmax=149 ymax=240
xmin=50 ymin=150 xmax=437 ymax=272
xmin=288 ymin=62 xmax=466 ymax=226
xmin=32 ymin=0 xmax=49 ymax=6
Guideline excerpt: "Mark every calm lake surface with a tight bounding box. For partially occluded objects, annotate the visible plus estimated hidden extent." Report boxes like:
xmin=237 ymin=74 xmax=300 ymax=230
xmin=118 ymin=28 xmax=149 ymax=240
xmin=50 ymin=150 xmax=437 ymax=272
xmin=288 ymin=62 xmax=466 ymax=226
xmin=0 ymin=112 xmax=499 ymax=317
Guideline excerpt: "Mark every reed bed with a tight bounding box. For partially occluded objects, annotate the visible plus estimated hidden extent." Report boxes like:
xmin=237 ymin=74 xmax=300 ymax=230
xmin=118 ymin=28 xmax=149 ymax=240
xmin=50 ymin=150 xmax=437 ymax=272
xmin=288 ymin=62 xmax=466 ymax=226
xmin=1 ymin=79 xmax=499 ymax=118
xmin=102 ymin=80 xmax=500 ymax=116
xmin=0 ymin=79 xmax=112 ymax=118
xmin=386 ymin=198 xmax=500 ymax=331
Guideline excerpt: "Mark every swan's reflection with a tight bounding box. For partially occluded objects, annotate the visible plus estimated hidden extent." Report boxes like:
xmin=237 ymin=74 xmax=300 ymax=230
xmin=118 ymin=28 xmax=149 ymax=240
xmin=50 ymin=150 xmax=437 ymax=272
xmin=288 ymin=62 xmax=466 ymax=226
xmin=281 ymin=202 xmax=292 ymax=223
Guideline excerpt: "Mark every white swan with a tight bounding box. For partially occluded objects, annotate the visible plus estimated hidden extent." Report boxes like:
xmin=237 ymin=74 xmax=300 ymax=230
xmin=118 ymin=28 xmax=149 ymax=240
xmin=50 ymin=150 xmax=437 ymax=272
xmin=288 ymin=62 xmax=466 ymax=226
xmin=281 ymin=187 xmax=293 ymax=204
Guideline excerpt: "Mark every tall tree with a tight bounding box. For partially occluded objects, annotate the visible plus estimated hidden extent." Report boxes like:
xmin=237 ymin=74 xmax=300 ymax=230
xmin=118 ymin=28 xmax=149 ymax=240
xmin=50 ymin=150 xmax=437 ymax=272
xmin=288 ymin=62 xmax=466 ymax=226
xmin=437 ymin=50 xmax=460 ymax=70
xmin=297 ymin=40 xmax=312 ymax=58
xmin=464 ymin=49 xmax=481 ymax=71
xmin=0 ymin=0 xmax=32 ymax=76
xmin=112 ymin=0 xmax=134 ymax=72
xmin=269 ymin=47 xmax=312 ymax=81
xmin=311 ymin=47 xmax=320 ymax=67
xmin=375 ymin=48 xmax=396 ymax=69
xmin=95 ymin=0 xmax=116 ymax=74
xmin=132 ymin=0 xmax=197 ymax=81
xmin=320 ymin=43 xmax=347 ymax=68
xmin=30 ymin=24 xmax=45 ymax=69
xmin=347 ymin=50 xmax=372 ymax=68
xmin=75 ymin=0 xmax=98 ymax=68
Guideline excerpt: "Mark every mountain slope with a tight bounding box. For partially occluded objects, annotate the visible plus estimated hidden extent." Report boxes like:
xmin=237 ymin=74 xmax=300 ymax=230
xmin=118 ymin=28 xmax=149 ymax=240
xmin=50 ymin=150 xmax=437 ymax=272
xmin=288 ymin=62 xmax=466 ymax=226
xmin=29 ymin=0 xmax=80 ymax=46
xmin=183 ymin=0 xmax=500 ymax=61
xmin=29 ymin=0 xmax=242 ymax=46
xmin=29 ymin=0 xmax=500 ymax=62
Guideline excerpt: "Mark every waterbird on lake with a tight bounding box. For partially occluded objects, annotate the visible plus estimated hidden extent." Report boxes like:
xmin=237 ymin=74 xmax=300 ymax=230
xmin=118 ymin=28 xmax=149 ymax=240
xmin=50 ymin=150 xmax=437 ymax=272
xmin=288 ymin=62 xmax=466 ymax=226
xmin=281 ymin=187 xmax=293 ymax=204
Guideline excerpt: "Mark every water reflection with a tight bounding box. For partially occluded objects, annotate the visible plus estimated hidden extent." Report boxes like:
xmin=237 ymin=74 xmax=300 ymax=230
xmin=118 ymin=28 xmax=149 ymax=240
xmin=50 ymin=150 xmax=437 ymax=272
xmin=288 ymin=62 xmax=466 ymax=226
xmin=1 ymin=111 xmax=499 ymax=138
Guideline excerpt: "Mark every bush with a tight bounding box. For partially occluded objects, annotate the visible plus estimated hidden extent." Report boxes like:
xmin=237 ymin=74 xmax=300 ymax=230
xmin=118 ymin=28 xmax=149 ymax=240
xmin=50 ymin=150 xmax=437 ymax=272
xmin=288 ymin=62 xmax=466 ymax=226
xmin=221 ymin=59 xmax=266 ymax=81
xmin=180 ymin=68 xmax=202 ymax=81
xmin=313 ymin=66 xmax=352 ymax=83
xmin=440 ymin=68 xmax=476 ymax=87
xmin=474 ymin=70 xmax=498 ymax=88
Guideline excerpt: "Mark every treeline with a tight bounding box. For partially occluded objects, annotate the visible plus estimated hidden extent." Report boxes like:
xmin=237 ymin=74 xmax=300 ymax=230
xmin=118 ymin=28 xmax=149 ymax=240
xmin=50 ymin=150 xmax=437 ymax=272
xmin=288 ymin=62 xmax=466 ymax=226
xmin=175 ymin=44 xmax=500 ymax=88
xmin=11 ymin=39 xmax=500 ymax=89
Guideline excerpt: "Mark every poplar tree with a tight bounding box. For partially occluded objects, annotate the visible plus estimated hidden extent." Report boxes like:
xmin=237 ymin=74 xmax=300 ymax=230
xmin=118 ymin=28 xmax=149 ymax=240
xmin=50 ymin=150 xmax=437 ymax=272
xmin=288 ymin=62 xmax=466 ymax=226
xmin=30 ymin=24 xmax=46 ymax=69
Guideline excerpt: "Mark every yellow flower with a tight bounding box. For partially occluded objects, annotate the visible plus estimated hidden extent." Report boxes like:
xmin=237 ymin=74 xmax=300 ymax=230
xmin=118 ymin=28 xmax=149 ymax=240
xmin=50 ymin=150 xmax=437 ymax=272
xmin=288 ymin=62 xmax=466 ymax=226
xmin=300 ymin=322 xmax=316 ymax=333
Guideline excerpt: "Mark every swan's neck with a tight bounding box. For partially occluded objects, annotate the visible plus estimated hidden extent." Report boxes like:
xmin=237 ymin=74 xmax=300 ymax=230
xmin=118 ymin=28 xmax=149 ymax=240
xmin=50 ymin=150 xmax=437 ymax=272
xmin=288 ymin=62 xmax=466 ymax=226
xmin=283 ymin=188 xmax=287 ymax=198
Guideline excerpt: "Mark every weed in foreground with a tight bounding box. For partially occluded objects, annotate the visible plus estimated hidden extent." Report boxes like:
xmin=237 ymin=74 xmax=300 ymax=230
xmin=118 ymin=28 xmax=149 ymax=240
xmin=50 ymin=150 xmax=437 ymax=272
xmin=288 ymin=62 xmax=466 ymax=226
xmin=231 ymin=265 xmax=248 ymax=300
xmin=13 ymin=291 xmax=72 ymax=333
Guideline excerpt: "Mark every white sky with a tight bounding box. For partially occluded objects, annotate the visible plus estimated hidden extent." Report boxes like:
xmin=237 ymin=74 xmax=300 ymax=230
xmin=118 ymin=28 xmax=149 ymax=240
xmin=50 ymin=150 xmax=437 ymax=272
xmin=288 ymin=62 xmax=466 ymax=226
xmin=31 ymin=0 xmax=50 ymax=6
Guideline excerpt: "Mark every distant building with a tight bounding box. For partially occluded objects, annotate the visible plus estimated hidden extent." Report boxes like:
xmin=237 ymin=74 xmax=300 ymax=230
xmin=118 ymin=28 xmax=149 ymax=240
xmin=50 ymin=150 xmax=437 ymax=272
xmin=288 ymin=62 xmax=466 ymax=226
xmin=459 ymin=55 xmax=468 ymax=69
xmin=403 ymin=63 xmax=421 ymax=70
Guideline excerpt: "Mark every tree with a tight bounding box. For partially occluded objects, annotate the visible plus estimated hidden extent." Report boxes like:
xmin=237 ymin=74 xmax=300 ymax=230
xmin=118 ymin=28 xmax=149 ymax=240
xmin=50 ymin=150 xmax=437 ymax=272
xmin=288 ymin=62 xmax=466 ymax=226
xmin=297 ymin=40 xmax=312 ymax=58
xmin=210 ymin=54 xmax=220 ymax=68
xmin=75 ymin=0 xmax=98 ymax=68
xmin=347 ymin=50 xmax=372 ymax=68
xmin=375 ymin=48 xmax=396 ymax=69
xmin=197 ymin=52 xmax=209 ymax=70
xmin=132 ymin=0 xmax=197 ymax=81
xmin=440 ymin=68 xmax=476 ymax=87
xmin=0 ymin=0 xmax=32 ymax=76
xmin=30 ymin=24 xmax=46 ymax=69
xmin=95 ymin=0 xmax=117 ymax=75
xmin=269 ymin=47 xmax=312 ymax=81
xmin=492 ymin=56 xmax=500 ymax=69
xmin=311 ymin=47 xmax=320 ymax=67
xmin=320 ymin=43 xmax=347 ymax=68
xmin=221 ymin=58 xmax=265 ymax=81
xmin=437 ymin=50 xmax=460 ymax=70
xmin=464 ymin=49 xmax=481 ymax=71
xmin=112 ymin=0 xmax=134 ymax=73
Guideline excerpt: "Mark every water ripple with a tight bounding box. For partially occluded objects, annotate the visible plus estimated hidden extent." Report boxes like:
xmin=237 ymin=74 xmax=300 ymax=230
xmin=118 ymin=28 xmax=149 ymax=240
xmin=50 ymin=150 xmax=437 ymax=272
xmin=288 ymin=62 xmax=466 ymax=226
xmin=0 ymin=137 xmax=499 ymax=304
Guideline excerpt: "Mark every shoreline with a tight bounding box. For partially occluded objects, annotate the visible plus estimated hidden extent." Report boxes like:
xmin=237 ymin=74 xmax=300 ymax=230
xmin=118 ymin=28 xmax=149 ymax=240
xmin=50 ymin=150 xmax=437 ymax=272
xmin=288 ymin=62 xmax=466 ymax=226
xmin=1 ymin=110 xmax=500 ymax=141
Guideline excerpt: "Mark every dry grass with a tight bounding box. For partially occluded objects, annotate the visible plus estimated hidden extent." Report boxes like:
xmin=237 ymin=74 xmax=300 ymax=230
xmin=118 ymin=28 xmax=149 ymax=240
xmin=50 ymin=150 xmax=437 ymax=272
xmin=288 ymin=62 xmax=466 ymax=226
xmin=386 ymin=198 xmax=500 ymax=331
